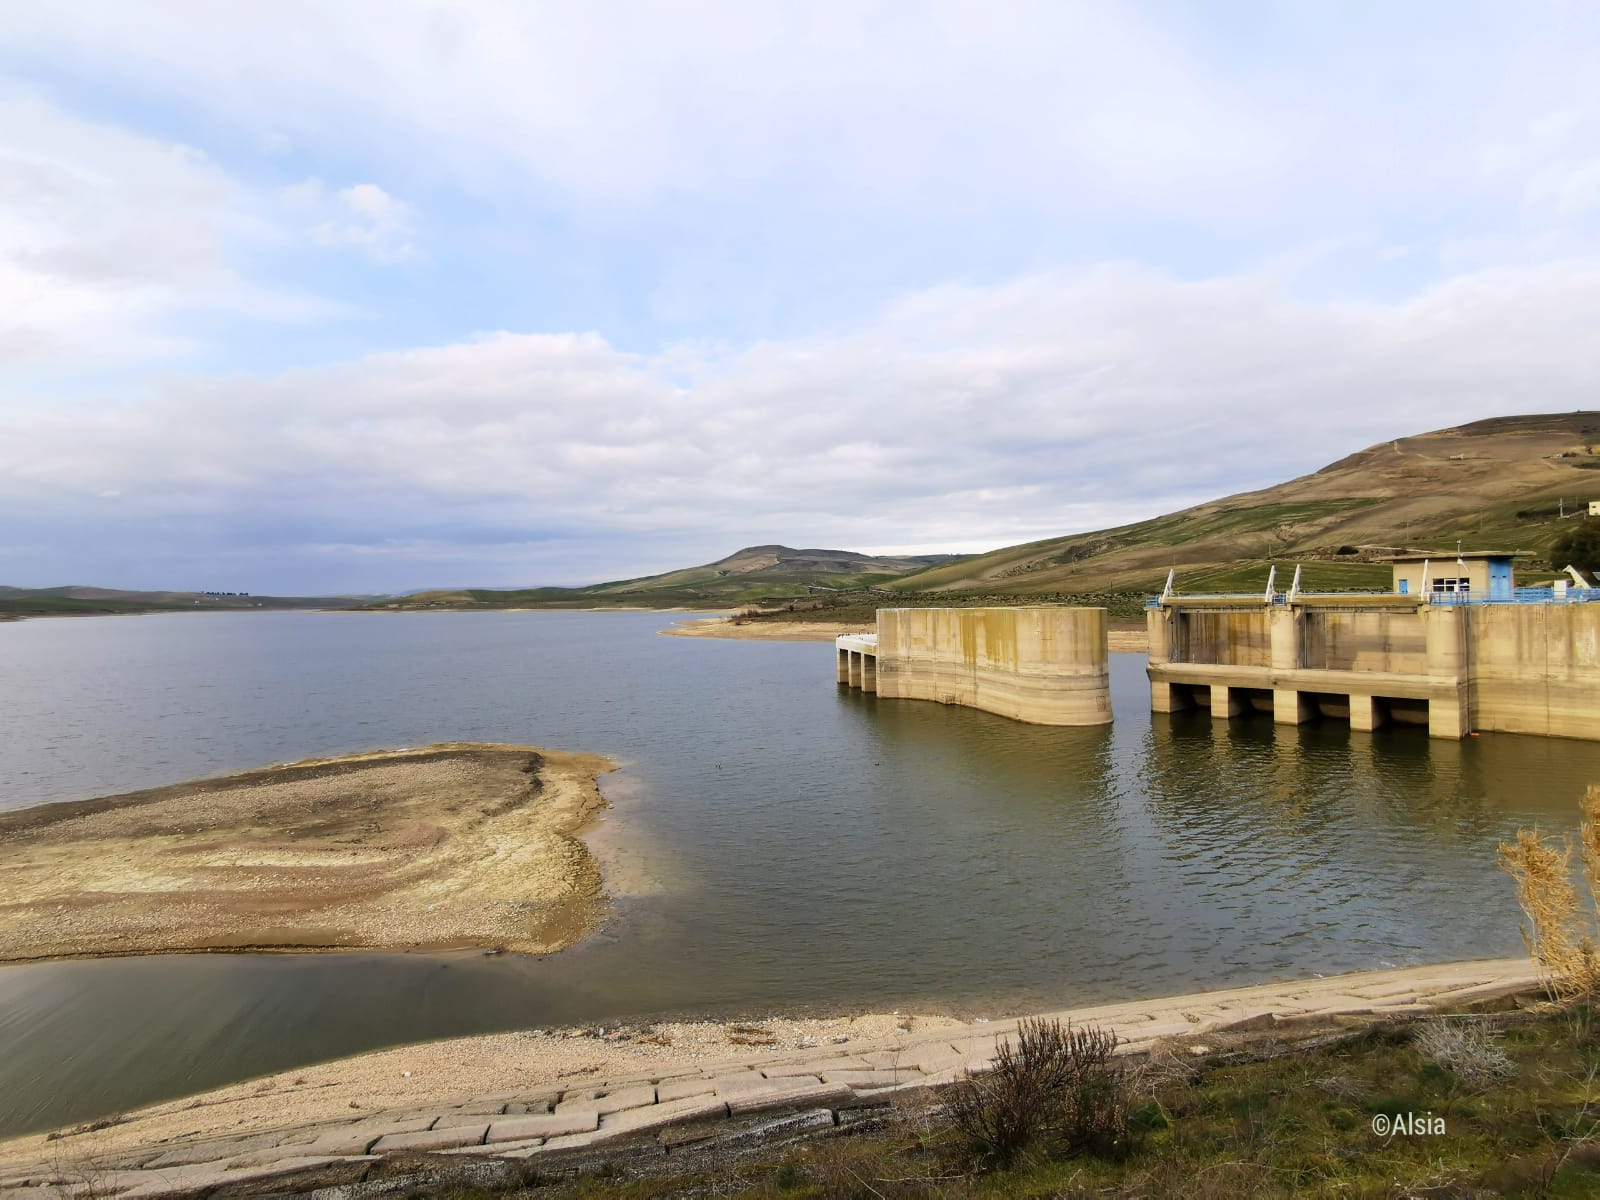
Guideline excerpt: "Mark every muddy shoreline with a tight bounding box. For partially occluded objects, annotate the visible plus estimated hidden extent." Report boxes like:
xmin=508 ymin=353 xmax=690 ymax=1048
xmin=0 ymin=744 xmax=614 ymax=963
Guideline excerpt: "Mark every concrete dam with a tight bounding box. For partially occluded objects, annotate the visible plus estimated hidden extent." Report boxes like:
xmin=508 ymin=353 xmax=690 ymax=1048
xmin=837 ymin=556 xmax=1600 ymax=741
xmin=1148 ymin=593 xmax=1600 ymax=740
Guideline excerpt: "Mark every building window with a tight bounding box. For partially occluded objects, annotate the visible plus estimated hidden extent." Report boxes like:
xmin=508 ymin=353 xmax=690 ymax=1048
xmin=1431 ymin=577 xmax=1470 ymax=594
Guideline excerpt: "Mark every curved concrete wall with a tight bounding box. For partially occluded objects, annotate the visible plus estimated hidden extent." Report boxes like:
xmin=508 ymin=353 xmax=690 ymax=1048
xmin=875 ymin=607 xmax=1111 ymax=726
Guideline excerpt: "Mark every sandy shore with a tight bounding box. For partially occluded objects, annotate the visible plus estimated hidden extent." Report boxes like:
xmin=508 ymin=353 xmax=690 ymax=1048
xmin=0 ymin=744 xmax=613 ymax=962
xmin=661 ymin=616 xmax=873 ymax=642
xmin=0 ymin=1012 xmax=960 ymax=1164
xmin=665 ymin=614 xmax=1151 ymax=652
xmin=0 ymin=956 xmax=1539 ymax=1173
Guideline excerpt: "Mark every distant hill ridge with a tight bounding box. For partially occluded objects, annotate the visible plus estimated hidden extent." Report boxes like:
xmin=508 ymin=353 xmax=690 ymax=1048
xmin=15 ymin=413 xmax=1600 ymax=616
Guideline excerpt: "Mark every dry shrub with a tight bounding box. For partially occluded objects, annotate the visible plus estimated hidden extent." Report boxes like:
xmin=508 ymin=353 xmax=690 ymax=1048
xmin=1413 ymin=1018 xmax=1514 ymax=1085
xmin=943 ymin=1018 xmax=1130 ymax=1169
xmin=1498 ymin=786 xmax=1600 ymax=999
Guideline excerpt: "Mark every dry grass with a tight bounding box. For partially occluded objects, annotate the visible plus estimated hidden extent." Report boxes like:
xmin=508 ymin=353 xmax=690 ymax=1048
xmin=1499 ymin=785 xmax=1600 ymax=1000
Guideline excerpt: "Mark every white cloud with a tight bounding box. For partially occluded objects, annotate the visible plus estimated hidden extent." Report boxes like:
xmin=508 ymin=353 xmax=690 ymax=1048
xmin=286 ymin=178 xmax=419 ymax=262
xmin=0 ymin=94 xmax=341 ymax=366
xmin=0 ymin=2 xmax=1298 ymax=220
xmin=5 ymin=259 xmax=1599 ymax=585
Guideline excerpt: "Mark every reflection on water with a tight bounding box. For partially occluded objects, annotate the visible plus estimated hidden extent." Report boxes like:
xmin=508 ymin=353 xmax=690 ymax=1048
xmin=2 ymin=612 xmax=1598 ymax=1135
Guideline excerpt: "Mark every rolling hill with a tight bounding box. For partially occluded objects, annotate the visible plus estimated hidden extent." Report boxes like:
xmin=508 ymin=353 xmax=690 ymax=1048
xmin=376 ymin=545 xmax=966 ymax=610
xmin=0 ymin=586 xmax=370 ymax=618
xmin=885 ymin=412 xmax=1600 ymax=598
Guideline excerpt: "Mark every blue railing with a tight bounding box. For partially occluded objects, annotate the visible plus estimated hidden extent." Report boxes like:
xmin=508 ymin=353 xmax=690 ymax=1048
xmin=1147 ymin=587 xmax=1600 ymax=607
xmin=1429 ymin=587 xmax=1600 ymax=605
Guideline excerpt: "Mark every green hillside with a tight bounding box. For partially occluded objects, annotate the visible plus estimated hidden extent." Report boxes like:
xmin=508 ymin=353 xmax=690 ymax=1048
xmin=887 ymin=412 xmax=1600 ymax=597
xmin=368 ymin=545 xmax=966 ymax=611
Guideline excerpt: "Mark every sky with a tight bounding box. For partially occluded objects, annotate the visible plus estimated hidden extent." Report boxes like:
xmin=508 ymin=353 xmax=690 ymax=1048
xmin=3 ymin=2 xmax=1600 ymax=594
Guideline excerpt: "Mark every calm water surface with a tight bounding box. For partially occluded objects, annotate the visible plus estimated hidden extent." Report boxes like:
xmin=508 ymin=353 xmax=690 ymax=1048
xmin=1 ymin=610 xmax=1596 ymax=1135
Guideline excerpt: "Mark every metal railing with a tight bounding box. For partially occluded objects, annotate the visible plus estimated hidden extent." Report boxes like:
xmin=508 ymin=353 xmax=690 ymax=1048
xmin=1428 ymin=587 xmax=1600 ymax=605
xmin=1146 ymin=587 xmax=1600 ymax=608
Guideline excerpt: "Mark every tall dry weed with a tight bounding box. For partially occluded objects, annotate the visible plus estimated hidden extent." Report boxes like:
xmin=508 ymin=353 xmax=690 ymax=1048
xmin=1498 ymin=785 xmax=1600 ymax=999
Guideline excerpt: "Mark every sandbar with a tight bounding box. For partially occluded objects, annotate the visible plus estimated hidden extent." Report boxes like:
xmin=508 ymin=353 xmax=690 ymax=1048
xmin=0 ymin=743 xmax=613 ymax=962
xmin=661 ymin=616 xmax=874 ymax=642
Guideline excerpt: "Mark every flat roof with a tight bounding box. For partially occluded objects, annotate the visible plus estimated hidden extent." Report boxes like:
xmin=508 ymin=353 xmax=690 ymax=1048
xmin=1381 ymin=550 xmax=1525 ymax=562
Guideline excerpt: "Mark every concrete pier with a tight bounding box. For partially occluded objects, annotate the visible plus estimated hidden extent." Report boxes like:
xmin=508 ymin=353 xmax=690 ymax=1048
xmin=1148 ymin=594 xmax=1600 ymax=741
xmin=837 ymin=608 xmax=1111 ymax=726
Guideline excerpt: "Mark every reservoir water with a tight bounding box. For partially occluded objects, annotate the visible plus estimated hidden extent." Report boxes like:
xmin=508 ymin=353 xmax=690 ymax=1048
xmin=2 ymin=609 xmax=1596 ymax=1136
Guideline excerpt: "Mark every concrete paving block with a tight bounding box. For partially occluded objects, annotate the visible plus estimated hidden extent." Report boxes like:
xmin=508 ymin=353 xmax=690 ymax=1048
xmin=657 ymin=1078 xmax=718 ymax=1103
xmin=858 ymin=1050 xmax=919 ymax=1070
xmin=485 ymin=1111 xmax=599 ymax=1143
xmin=757 ymin=1060 xmax=835 ymax=1078
xmin=480 ymin=1137 xmax=547 ymax=1156
xmin=1421 ymin=980 xmax=1531 ymax=1006
xmin=724 ymin=1080 xmax=853 ymax=1116
xmin=818 ymin=1069 xmax=918 ymax=1089
xmin=703 ymin=1072 xmax=770 ymax=1094
xmin=348 ymin=1114 xmax=439 ymax=1136
xmin=1351 ymin=984 xmax=1423 ymax=1000
xmin=502 ymin=1100 xmax=555 ymax=1116
xmin=141 ymin=1132 xmax=286 ymax=1169
xmin=525 ymin=1129 xmax=607 ymax=1155
xmin=901 ymin=1049 xmax=966 ymax=1074
xmin=115 ymin=1156 xmax=352 ymax=1199
xmin=370 ymin=1124 xmax=488 ymax=1153
xmin=1285 ymin=993 xmax=1386 ymax=1016
xmin=600 ymin=1095 xmax=729 ymax=1136
xmin=291 ymin=1128 xmax=388 ymax=1157
xmin=436 ymin=1137 xmax=544 ymax=1157
xmin=432 ymin=1109 xmax=506 ymax=1129
xmin=555 ymin=1087 xmax=603 ymax=1104
xmin=589 ymin=1085 xmax=658 ymax=1115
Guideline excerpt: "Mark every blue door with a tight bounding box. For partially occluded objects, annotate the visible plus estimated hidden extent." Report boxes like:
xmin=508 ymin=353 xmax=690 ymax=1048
xmin=1488 ymin=557 xmax=1513 ymax=601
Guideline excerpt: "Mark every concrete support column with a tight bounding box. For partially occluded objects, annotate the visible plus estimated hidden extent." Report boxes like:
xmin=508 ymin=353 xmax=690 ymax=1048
xmin=1424 ymin=606 xmax=1470 ymax=737
xmin=1349 ymin=694 xmax=1386 ymax=732
xmin=1274 ymin=689 xmax=1314 ymax=725
xmin=847 ymin=651 xmax=862 ymax=689
xmin=1425 ymin=606 xmax=1466 ymax=676
xmin=1210 ymin=684 xmax=1245 ymax=719
xmin=837 ymin=648 xmax=850 ymax=685
xmin=1429 ymin=686 xmax=1471 ymax=739
xmin=861 ymin=654 xmax=877 ymax=693
xmin=1150 ymin=680 xmax=1187 ymax=712
xmin=1147 ymin=609 xmax=1171 ymax=665
xmin=1269 ymin=607 xmax=1303 ymax=671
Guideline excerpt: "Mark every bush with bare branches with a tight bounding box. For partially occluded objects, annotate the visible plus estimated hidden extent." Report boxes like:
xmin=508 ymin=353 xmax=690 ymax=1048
xmin=1498 ymin=785 xmax=1600 ymax=999
xmin=942 ymin=1017 xmax=1130 ymax=1169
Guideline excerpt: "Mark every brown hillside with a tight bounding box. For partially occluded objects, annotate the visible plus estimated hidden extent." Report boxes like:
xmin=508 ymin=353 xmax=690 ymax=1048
xmin=890 ymin=412 xmax=1600 ymax=595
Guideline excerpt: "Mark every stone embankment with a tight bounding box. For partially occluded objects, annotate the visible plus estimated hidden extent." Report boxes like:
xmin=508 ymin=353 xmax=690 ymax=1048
xmin=0 ymin=958 xmax=1538 ymax=1197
